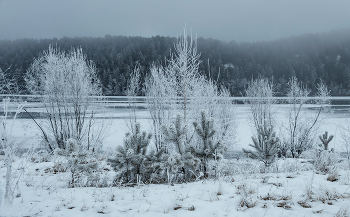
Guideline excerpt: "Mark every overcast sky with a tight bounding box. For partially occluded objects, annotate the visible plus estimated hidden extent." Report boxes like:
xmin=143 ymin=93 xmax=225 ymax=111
xmin=0 ymin=0 xmax=350 ymax=42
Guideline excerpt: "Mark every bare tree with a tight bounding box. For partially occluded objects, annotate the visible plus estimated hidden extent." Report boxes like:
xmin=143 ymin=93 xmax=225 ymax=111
xmin=126 ymin=63 xmax=141 ymax=134
xmin=144 ymin=64 xmax=176 ymax=152
xmin=281 ymin=77 xmax=330 ymax=158
xmin=244 ymin=77 xmax=279 ymax=166
xmin=145 ymin=27 xmax=202 ymax=152
xmin=25 ymin=45 xmax=103 ymax=152
xmin=191 ymin=78 xmax=237 ymax=152
xmin=145 ymin=27 xmax=236 ymax=154
xmin=245 ymin=77 xmax=275 ymax=132
xmin=0 ymin=66 xmax=19 ymax=94
xmin=341 ymin=127 xmax=350 ymax=160
xmin=166 ymin=28 xmax=202 ymax=122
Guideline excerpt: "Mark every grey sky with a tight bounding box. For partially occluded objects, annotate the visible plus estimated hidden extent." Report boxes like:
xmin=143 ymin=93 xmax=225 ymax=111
xmin=0 ymin=0 xmax=350 ymax=42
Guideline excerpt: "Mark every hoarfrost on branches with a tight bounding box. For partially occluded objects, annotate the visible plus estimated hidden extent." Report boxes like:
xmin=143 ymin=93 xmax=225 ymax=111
xmin=281 ymin=77 xmax=330 ymax=158
xmin=25 ymin=45 xmax=105 ymax=152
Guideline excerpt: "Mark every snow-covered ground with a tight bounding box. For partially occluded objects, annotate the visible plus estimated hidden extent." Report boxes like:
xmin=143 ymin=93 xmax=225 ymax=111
xmin=1 ymin=156 xmax=350 ymax=216
xmin=1 ymin=103 xmax=350 ymax=216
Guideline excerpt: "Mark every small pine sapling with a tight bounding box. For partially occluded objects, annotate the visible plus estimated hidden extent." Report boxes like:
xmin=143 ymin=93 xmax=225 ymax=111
xmin=162 ymin=114 xmax=188 ymax=156
xmin=192 ymin=110 xmax=224 ymax=177
xmin=161 ymin=114 xmax=200 ymax=181
xmin=108 ymin=123 xmax=156 ymax=184
xmin=55 ymin=138 xmax=98 ymax=187
xmin=315 ymin=132 xmax=337 ymax=173
xmin=319 ymin=131 xmax=334 ymax=151
xmin=161 ymin=152 xmax=184 ymax=185
xmin=243 ymin=123 xmax=279 ymax=167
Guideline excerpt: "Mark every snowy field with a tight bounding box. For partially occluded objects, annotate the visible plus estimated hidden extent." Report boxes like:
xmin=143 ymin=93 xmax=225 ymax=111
xmin=1 ymin=102 xmax=350 ymax=216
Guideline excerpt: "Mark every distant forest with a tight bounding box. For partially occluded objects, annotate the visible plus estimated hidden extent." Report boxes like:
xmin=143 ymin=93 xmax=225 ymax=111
xmin=1 ymin=29 xmax=350 ymax=96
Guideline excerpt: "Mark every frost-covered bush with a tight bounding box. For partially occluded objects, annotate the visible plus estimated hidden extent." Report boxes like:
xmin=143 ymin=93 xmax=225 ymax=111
xmin=236 ymin=184 xmax=258 ymax=211
xmin=191 ymin=78 xmax=237 ymax=152
xmin=161 ymin=114 xmax=188 ymax=155
xmin=299 ymin=147 xmax=340 ymax=173
xmin=55 ymin=138 xmax=99 ymax=187
xmin=314 ymin=183 xmax=344 ymax=203
xmin=108 ymin=123 xmax=162 ymax=184
xmin=206 ymin=159 xmax=262 ymax=179
xmin=26 ymin=46 xmax=103 ymax=152
xmin=28 ymin=149 xmax=50 ymax=163
xmin=243 ymin=123 xmax=279 ymax=167
xmin=276 ymin=158 xmax=313 ymax=173
xmin=245 ymin=77 xmax=275 ymax=131
xmin=315 ymin=150 xmax=340 ymax=173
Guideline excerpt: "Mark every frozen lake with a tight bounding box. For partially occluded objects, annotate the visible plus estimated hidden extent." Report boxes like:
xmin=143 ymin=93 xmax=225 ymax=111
xmin=2 ymin=96 xmax=350 ymax=153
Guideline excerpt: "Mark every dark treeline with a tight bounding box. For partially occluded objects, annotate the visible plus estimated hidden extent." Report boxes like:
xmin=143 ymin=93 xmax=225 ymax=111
xmin=1 ymin=29 xmax=350 ymax=96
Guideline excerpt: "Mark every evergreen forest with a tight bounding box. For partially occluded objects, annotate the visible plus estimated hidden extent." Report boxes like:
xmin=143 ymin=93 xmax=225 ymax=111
xmin=1 ymin=28 xmax=350 ymax=96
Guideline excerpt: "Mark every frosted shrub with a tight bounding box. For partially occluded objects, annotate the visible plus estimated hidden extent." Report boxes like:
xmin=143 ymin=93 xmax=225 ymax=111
xmin=244 ymin=77 xmax=279 ymax=169
xmin=208 ymin=159 xmax=262 ymax=179
xmin=26 ymin=46 xmax=103 ymax=152
xmin=0 ymin=67 xmax=19 ymax=94
xmin=245 ymin=77 xmax=275 ymax=132
xmin=277 ymin=158 xmax=313 ymax=173
xmin=28 ymin=149 xmax=50 ymax=163
xmin=315 ymin=150 xmax=340 ymax=173
xmin=237 ymin=184 xmax=258 ymax=211
xmin=55 ymin=138 xmax=99 ymax=188
xmin=144 ymin=64 xmax=176 ymax=152
xmin=315 ymin=184 xmax=344 ymax=203
xmin=192 ymin=78 xmax=237 ymax=152
xmin=145 ymin=27 xmax=203 ymax=152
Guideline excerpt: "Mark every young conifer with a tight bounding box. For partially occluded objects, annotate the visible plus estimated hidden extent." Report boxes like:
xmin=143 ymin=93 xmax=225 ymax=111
xmin=319 ymin=131 xmax=334 ymax=151
xmin=55 ymin=138 xmax=98 ymax=187
xmin=192 ymin=110 xmax=224 ymax=176
xmin=161 ymin=114 xmax=188 ymax=155
xmin=243 ymin=123 xmax=279 ymax=167
xmin=108 ymin=123 xmax=156 ymax=184
xmin=161 ymin=114 xmax=200 ymax=181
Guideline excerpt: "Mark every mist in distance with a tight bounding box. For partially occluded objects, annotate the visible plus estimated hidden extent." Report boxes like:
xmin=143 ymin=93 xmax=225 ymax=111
xmin=1 ymin=0 xmax=350 ymax=42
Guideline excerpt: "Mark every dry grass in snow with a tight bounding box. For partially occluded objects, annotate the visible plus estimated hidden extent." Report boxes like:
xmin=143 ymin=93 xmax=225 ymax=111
xmin=1 ymin=155 xmax=350 ymax=217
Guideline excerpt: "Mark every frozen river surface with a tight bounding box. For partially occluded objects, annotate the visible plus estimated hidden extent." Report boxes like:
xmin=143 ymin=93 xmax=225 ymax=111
xmin=2 ymin=101 xmax=350 ymax=154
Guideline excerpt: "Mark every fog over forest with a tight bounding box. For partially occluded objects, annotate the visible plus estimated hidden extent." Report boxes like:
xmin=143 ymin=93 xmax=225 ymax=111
xmin=1 ymin=28 xmax=350 ymax=96
xmin=1 ymin=0 xmax=350 ymax=42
